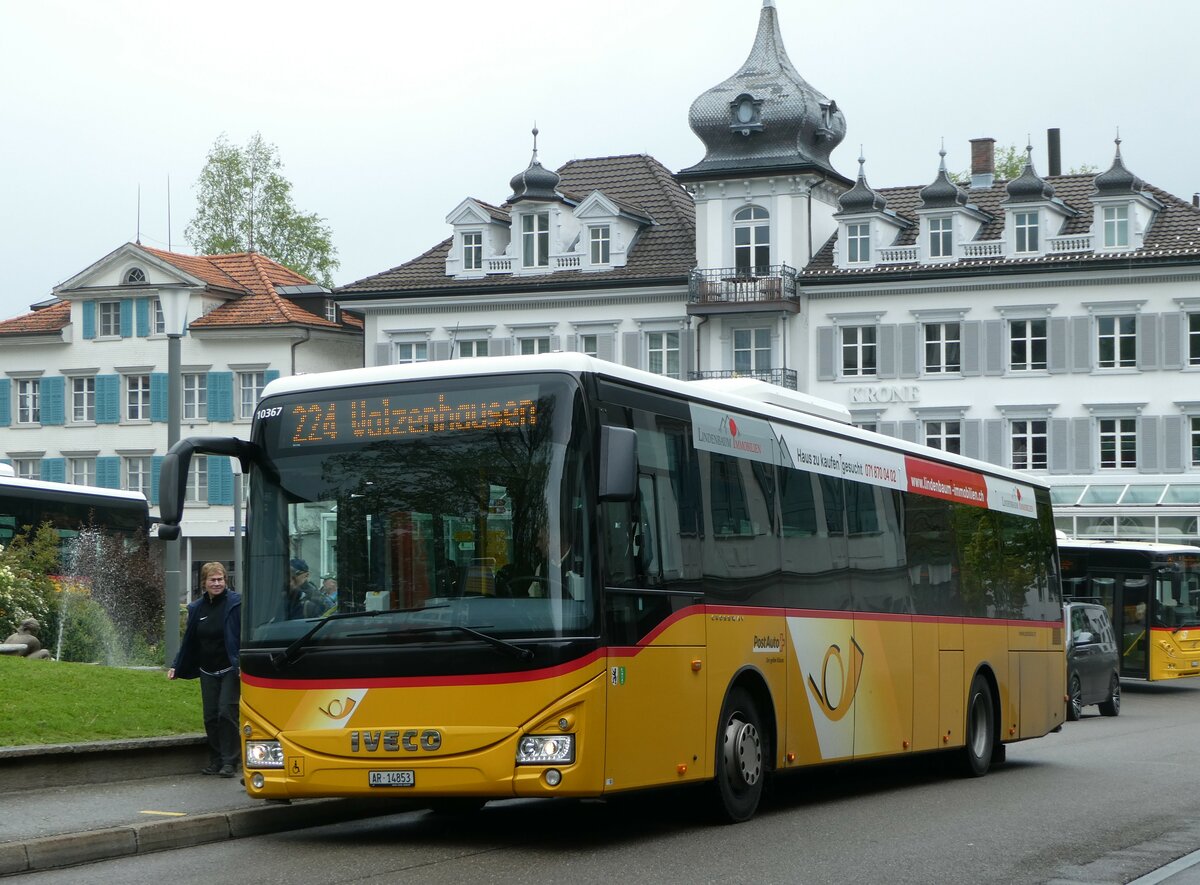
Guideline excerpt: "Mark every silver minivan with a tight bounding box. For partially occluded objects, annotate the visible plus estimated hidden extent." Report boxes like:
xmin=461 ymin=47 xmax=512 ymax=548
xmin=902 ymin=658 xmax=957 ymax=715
xmin=1065 ymin=601 xmax=1121 ymax=720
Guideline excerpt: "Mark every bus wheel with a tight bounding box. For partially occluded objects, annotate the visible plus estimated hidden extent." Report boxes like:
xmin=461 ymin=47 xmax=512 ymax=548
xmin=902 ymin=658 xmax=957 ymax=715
xmin=960 ymin=675 xmax=995 ymax=778
xmin=1098 ymin=675 xmax=1121 ymax=717
xmin=1067 ymin=674 xmax=1083 ymax=721
xmin=713 ymin=687 xmax=765 ymax=823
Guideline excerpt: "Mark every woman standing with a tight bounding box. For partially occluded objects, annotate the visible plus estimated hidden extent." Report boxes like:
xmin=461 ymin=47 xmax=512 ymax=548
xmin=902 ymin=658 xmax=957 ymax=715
xmin=168 ymin=562 xmax=241 ymax=777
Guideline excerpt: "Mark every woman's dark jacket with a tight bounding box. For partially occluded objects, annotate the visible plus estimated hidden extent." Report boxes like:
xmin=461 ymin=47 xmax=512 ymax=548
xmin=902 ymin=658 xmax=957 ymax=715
xmin=172 ymin=591 xmax=241 ymax=678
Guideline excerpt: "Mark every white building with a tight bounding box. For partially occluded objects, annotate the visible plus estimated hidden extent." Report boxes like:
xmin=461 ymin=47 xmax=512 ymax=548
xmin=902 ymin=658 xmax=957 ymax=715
xmin=341 ymin=1 xmax=1200 ymax=545
xmin=0 ymin=242 xmax=363 ymax=589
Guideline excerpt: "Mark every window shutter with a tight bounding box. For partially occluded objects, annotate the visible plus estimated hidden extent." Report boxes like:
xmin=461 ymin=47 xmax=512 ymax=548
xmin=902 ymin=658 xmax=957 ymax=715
xmin=1048 ymin=317 xmax=1068 ymax=374
xmin=96 ymin=456 xmax=122 ymax=489
xmin=961 ymin=420 xmax=982 ymax=459
xmin=960 ymin=321 xmax=981 ymax=376
xmin=622 ymin=332 xmax=641 ymax=369
xmin=1161 ymin=313 xmax=1183 ymax=369
xmin=492 ymin=338 xmax=512 ymax=356
xmin=206 ymin=372 xmax=234 ymax=422
xmin=899 ymin=420 xmax=918 ymax=443
xmin=119 ymin=299 xmax=134 ymax=338
xmin=431 ymin=340 xmax=450 ymax=361
xmin=0 ymin=379 xmax=10 ymax=427
xmin=1072 ymin=418 xmax=1093 ymax=472
xmin=40 ymin=457 xmax=66 ymax=483
xmin=40 ymin=376 xmax=65 ymax=425
xmin=899 ymin=324 xmax=919 ymax=379
xmin=374 ymin=343 xmax=391 ymax=367
xmin=1138 ymin=314 xmax=1159 ymax=370
xmin=1049 ymin=418 xmax=1071 ymax=473
xmin=1163 ymin=415 xmax=1185 ymax=472
xmin=984 ymin=419 xmax=1003 ymax=466
xmin=817 ymin=326 xmax=835 ymax=381
xmin=264 ymin=369 xmax=280 ymax=386
xmin=1071 ymin=316 xmax=1091 ymax=372
xmin=136 ymin=298 xmax=151 ymax=337
xmin=82 ymin=302 xmax=96 ymax=340
xmin=983 ymin=321 xmax=1004 ymax=375
xmin=877 ymin=325 xmax=897 ymax=379
xmin=1138 ymin=416 xmax=1160 ymax=473
xmin=208 ymin=456 xmax=233 ymax=505
xmin=877 ymin=421 xmax=898 ymax=439
xmin=95 ymin=375 xmax=120 ymax=424
xmin=150 ymin=455 xmax=164 ymax=505
xmin=681 ymin=329 xmax=695 ymax=379
xmin=597 ymin=333 xmax=615 ymax=362
xmin=150 ymin=373 xmax=169 ymax=423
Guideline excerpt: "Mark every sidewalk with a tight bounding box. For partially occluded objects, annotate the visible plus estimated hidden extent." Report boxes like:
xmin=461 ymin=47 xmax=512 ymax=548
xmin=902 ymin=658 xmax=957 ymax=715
xmin=0 ymin=737 xmax=408 ymax=876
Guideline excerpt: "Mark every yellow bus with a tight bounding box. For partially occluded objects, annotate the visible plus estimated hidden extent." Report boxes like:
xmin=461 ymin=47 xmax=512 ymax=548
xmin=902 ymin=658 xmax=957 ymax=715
xmin=158 ymin=353 xmax=1064 ymax=822
xmin=1059 ymin=538 xmax=1200 ymax=681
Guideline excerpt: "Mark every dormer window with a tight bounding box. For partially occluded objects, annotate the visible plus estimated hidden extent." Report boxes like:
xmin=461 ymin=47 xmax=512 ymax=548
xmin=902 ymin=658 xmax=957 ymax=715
xmin=929 ymin=217 xmax=953 ymax=259
xmin=734 ymin=206 xmax=770 ymax=274
xmin=589 ymin=226 xmax=610 ymax=264
xmin=463 ymin=231 xmax=483 ymax=270
xmin=1103 ymin=206 xmax=1129 ymax=248
xmin=729 ymin=93 xmax=763 ymax=136
xmin=1014 ymin=211 xmax=1039 ymax=253
xmin=325 ymin=300 xmax=337 ymax=323
xmin=125 ymin=267 xmax=146 ymax=284
xmin=846 ymin=222 xmax=870 ymax=263
xmin=522 ymin=212 xmax=550 ymax=267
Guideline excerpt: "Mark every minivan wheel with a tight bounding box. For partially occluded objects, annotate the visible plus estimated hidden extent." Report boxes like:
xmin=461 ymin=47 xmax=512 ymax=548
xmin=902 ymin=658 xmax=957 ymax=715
xmin=1098 ymin=675 xmax=1121 ymax=717
xmin=1067 ymin=673 xmax=1083 ymax=721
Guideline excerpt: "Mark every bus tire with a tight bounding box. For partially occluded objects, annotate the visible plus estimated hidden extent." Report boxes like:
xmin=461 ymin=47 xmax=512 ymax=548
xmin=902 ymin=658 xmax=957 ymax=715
xmin=960 ymin=674 xmax=995 ymax=778
xmin=1067 ymin=673 xmax=1083 ymax=721
xmin=712 ymin=686 xmax=765 ymax=823
xmin=1098 ymin=675 xmax=1121 ymax=717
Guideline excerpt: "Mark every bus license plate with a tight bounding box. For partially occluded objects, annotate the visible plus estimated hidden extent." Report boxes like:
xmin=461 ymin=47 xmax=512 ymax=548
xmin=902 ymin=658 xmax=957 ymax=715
xmin=369 ymin=770 xmax=415 ymax=787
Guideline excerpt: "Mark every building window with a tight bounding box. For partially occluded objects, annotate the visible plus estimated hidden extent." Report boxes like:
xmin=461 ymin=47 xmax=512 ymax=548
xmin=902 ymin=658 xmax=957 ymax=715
xmin=187 ymin=454 xmax=208 ymax=503
xmin=925 ymin=421 xmax=961 ymax=454
xmin=733 ymin=328 xmax=771 ymax=374
xmin=1011 ymin=419 xmax=1048 ymax=470
xmin=72 ymin=377 xmax=96 ymax=423
xmin=463 ymin=231 xmax=483 ymax=270
xmin=1009 ymin=319 xmax=1047 ymax=371
xmin=1014 ymin=211 xmax=1039 ymax=253
xmin=1103 ymin=205 xmax=1129 ymax=248
xmin=125 ymin=456 xmax=151 ymax=497
xmin=520 ymin=337 xmax=551 ymax=355
xmin=13 ymin=458 xmax=40 ymax=480
xmin=69 ymin=457 xmax=96 ymax=486
xmin=929 ymin=217 xmax=953 ymax=259
xmin=16 ymin=379 xmax=40 ymax=424
xmin=1189 ymin=314 xmax=1200 ymax=366
xmin=183 ymin=373 xmax=207 ymax=421
xmin=1097 ymin=315 xmax=1137 ymax=369
xmin=237 ymin=371 xmax=266 ymax=419
xmin=125 ymin=374 xmax=151 ymax=421
xmin=589 ymin=226 xmax=610 ymax=264
xmin=579 ymin=334 xmax=598 ymax=358
xmin=1192 ymin=416 xmax=1200 ymax=467
xmin=152 ymin=299 xmax=165 ymax=334
xmin=125 ymin=267 xmax=146 ymax=284
xmin=99 ymin=300 xmax=121 ymax=337
xmin=394 ymin=342 xmax=427 ymax=364
xmin=733 ymin=206 xmax=770 ymax=275
xmin=841 ymin=326 xmax=877 ymax=377
xmin=324 ymin=301 xmax=337 ymax=323
xmin=646 ymin=331 xmax=680 ymax=377
xmin=846 ymin=222 xmax=870 ymax=264
xmin=1099 ymin=418 xmax=1137 ymax=469
xmin=924 ymin=322 xmax=961 ymax=374
xmin=459 ymin=339 xmax=488 ymax=358
xmin=521 ymin=212 xmax=550 ymax=268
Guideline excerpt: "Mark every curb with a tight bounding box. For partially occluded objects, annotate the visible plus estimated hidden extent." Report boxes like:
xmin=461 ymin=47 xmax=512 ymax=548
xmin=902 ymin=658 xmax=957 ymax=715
xmin=0 ymin=735 xmax=208 ymax=791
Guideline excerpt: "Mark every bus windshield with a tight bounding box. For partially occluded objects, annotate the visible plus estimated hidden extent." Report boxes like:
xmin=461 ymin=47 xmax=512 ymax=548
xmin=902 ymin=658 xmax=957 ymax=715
xmin=1157 ymin=554 xmax=1200 ymax=628
xmin=243 ymin=373 xmax=594 ymax=662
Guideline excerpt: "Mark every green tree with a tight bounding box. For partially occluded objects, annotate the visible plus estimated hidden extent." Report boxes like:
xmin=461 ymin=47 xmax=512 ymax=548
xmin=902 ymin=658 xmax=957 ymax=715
xmin=186 ymin=133 xmax=339 ymax=287
xmin=954 ymin=143 xmax=1097 ymax=184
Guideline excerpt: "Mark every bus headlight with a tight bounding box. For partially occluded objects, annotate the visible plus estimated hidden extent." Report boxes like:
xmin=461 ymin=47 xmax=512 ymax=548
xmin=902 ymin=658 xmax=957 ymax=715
xmin=245 ymin=740 xmax=285 ymax=768
xmin=516 ymin=734 xmax=575 ymax=765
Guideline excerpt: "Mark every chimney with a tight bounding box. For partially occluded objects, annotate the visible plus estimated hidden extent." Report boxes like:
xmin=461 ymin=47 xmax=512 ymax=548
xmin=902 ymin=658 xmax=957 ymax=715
xmin=1194 ymin=193 xmax=1199 ymax=208
xmin=969 ymin=137 xmax=995 ymax=188
xmin=1047 ymin=128 xmax=1062 ymax=176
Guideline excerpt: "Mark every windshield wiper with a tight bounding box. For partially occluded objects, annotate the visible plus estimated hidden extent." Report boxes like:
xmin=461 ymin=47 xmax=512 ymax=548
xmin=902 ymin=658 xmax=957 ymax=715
xmin=361 ymin=624 xmax=535 ymax=662
xmin=270 ymin=605 xmax=448 ymax=669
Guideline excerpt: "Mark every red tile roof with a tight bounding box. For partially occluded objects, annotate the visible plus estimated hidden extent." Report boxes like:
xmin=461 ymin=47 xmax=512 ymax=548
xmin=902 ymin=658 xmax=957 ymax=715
xmin=0 ymin=301 xmax=71 ymax=337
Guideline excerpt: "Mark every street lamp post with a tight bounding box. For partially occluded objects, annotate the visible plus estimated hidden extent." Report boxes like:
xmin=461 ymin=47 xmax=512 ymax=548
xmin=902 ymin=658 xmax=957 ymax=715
xmin=159 ymin=288 xmax=190 ymax=670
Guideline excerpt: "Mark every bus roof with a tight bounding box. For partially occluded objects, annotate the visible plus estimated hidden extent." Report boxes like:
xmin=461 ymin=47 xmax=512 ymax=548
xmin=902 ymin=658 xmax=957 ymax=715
xmin=0 ymin=474 xmax=148 ymax=505
xmin=1058 ymin=538 xmax=1199 ymax=555
xmin=261 ymin=353 xmax=1050 ymax=492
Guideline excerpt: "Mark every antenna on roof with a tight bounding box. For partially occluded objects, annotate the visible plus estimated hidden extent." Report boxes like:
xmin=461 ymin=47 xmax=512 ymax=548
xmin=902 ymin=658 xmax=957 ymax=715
xmin=167 ymin=175 xmax=172 ymax=252
xmin=136 ymin=184 xmax=141 ymax=245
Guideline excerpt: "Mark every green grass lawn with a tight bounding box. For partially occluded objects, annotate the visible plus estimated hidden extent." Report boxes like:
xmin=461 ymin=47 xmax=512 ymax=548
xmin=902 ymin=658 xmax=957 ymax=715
xmin=0 ymin=656 xmax=203 ymax=747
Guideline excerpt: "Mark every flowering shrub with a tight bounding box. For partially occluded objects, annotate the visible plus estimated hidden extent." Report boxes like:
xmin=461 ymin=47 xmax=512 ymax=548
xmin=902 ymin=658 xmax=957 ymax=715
xmin=0 ymin=532 xmax=56 ymax=640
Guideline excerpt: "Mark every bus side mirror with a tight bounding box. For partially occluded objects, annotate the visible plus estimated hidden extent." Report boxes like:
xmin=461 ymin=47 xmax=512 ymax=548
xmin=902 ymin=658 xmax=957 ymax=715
xmin=599 ymin=426 xmax=637 ymax=502
xmin=159 ymin=436 xmax=264 ymax=540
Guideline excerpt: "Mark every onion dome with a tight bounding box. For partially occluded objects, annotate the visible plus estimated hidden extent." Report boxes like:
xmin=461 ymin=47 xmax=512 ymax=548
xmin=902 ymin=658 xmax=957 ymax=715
xmin=918 ymin=147 xmax=970 ymax=209
xmin=838 ymin=153 xmax=887 ymax=213
xmin=1093 ymin=136 xmax=1145 ymax=196
xmin=507 ymin=127 xmax=560 ymax=204
xmin=1004 ymin=144 xmax=1056 ymax=203
xmin=677 ymin=0 xmax=847 ymax=181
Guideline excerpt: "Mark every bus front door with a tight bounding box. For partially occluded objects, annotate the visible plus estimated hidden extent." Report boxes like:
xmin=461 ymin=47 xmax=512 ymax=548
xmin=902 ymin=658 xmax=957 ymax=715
xmin=1092 ymin=570 xmax=1148 ymax=679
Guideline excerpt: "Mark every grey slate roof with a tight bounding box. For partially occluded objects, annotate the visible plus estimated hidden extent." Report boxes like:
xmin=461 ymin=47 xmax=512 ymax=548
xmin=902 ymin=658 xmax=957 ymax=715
xmin=338 ymin=154 xmax=695 ymax=296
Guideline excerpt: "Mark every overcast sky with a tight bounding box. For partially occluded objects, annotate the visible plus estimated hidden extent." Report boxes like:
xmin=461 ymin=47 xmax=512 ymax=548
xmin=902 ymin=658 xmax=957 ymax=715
xmin=2 ymin=0 xmax=1198 ymax=320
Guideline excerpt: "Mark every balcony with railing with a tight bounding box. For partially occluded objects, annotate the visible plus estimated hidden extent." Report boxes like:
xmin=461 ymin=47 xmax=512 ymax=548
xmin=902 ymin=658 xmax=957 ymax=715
xmin=688 ymin=367 xmax=798 ymax=390
xmin=687 ymin=264 xmax=799 ymax=314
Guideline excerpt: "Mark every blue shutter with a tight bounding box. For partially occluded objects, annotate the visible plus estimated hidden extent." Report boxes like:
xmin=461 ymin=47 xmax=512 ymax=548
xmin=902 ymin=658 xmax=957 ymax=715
xmin=150 ymin=455 xmax=164 ymax=505
xmin=136 ymin=298 xmax=151 ymax=337
xmin=119 ymin=299 xmax=134 ymax=338
xmin=150 ymin=373 xmax=169 ymax=422
xmin=0 ymin=379 xmax=10 ymax=427
xmin=208 ymin=456 xmax=233 ymax=505
xmin=96 ymin=457 xmax=122 ymax=489
xmin=82 ymin=302 xmax=96 ymax=340
xmin=207 ymin=372 xmax=234 ymax=422
xmin=265 ymin=369 xmax=280 ymax=386
xmin=95 ymin=375 xmax=120 ymax=424
xmin=40 ymin=458 xmax=66 ymax=484
xmin=40 ymin=376 xmax=65 ymax=425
